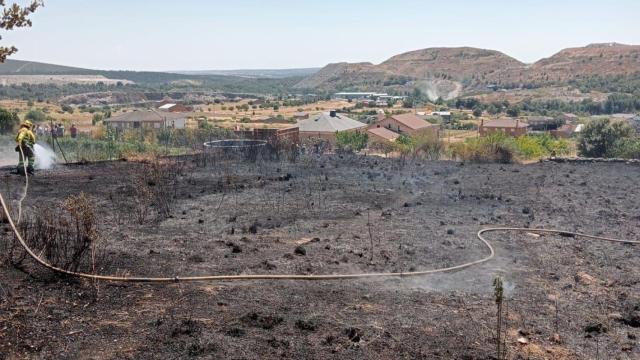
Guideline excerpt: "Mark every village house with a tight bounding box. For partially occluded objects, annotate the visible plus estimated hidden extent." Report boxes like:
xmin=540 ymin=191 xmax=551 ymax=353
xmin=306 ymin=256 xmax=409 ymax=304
xmin=479 ymin=118 xmax=529 ymax=137
xmin=372 ymin=113 xmax=439 ymax=138
xmin=297 ymin=111 xmax=367 ymax=145
xmin=104 ymin=110 xmax=189 ymax=130
xmin=550 ymin=124 xmax=577 ymax=138
xmin=368 ymin=126 xmax=400 ymax=144
xmin=526 ymin=116 xmax=563 ymax=131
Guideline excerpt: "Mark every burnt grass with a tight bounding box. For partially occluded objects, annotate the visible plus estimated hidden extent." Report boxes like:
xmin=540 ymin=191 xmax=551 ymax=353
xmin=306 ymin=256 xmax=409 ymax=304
xmin=1 ymin=154 xmax=639 ymax=359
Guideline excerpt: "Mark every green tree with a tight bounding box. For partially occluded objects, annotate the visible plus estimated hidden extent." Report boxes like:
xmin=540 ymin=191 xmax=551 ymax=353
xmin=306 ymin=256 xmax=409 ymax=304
xmin=336 ymin=131 xmax=368 ymax=152
xmin=0 ymin=1 xmax=43 ymax=62
xmin=92 ymin=113 xmax=104 ymax=125
xmin=0 ymin=107 xmax=19 ymax=134
xmin=506 ymin=105 xmax=520 ymax=118
xmin=25 ymin=109 xmax=45 ymax=122
xmin=61 ymin=104 xmax=74 ymax=114
xmin=472 ymin=107 xmax=483 ymax=118
xmin=578 ymin=118 xmax=634 ymax=157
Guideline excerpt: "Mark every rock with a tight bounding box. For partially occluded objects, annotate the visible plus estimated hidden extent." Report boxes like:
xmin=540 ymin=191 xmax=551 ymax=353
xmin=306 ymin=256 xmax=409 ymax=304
xmin=522 ymin=207 xmax=531 ymax=214
xmin=446 ymin=229 xmax=455 ymax=235
xmin=517 ymin=337 xmax=529 ymax=345
xmin=294 ymin=245 xmax=306 ymax=256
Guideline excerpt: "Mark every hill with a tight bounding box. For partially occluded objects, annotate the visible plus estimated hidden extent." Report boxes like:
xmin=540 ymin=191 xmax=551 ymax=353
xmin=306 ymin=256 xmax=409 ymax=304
xmin=175 ymin=68 xmax=320 ymax=79
xmin=294 ymin=43 xmax=640 ymax=98
xmin=0 ymin=59 xmax=95 ymax=75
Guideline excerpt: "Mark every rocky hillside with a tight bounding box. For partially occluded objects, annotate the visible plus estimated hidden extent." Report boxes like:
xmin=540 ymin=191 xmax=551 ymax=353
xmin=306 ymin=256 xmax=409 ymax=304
xmin=294 ymin=43 xmax=640 ymax=98
xmin=527 ymin=43 xmax=640 ymax=82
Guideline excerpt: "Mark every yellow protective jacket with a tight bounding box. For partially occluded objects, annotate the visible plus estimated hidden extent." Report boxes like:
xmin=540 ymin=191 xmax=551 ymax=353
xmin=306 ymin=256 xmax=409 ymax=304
xmin=16 ymin=127 xmax=36 ymax=147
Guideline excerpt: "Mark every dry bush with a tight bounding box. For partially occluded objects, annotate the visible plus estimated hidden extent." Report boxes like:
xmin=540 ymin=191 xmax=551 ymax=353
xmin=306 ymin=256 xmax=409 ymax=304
xmin=129 ymin=157 xmax=188 ymax=222
xmin=7 ymin=193 xmax=100 ymax=273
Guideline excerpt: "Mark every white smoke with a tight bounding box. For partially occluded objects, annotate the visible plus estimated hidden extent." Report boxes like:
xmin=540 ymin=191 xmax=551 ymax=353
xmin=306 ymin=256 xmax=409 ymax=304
xmin=34 ymin=143 xmax=57 ymax=170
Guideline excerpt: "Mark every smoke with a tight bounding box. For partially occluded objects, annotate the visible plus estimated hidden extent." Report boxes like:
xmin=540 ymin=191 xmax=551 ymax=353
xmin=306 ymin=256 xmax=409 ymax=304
xmin=416 ymin=79 xmax=463 ymax=101
xmin=34 ymin=143 xmax=57 ymax=170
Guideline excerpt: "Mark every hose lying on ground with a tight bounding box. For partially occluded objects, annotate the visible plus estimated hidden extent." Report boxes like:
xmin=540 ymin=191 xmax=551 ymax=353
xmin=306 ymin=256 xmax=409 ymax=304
xmin=2 ymin=187 xmax=637 ymax=283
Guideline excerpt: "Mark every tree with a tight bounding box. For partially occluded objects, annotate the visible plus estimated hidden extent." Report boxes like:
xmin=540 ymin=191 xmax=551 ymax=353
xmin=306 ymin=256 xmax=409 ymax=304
xmin=0 ymin=107 xmax=19 ymax=133
xmin=336 ymin=131 xmax=368 ymax=153
xmin=578 ymin=118 xmax=634 ymax=157
xmin=506 ymin=105 xmax=520 ymax=118
xmin=61 ymin=104 xmax=74 ymax=114
xmin=472 ymin=107 xmax=483 ymax=118
xmin=0 ymin=1 xmax=43 ymax=62
xmin=92 ymin=113 xmax=103 ymax=125
xmin=24 ymin=109 xmax=45 ymax=122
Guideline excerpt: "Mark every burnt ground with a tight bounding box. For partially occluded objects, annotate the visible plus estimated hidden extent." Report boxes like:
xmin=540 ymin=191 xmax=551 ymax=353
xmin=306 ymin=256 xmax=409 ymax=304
xmin=1 ymin=154 xmax=639 ymax=359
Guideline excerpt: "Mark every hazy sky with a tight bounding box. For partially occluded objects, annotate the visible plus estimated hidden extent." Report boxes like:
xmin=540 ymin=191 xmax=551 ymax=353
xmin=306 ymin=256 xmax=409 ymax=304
xmin=3 ymin=0 xmax=640 ymax=71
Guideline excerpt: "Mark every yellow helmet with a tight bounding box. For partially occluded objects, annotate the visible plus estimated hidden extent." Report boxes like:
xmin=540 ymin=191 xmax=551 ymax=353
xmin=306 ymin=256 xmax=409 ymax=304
xmin=23 ymin=120 xmax=33 ymax=129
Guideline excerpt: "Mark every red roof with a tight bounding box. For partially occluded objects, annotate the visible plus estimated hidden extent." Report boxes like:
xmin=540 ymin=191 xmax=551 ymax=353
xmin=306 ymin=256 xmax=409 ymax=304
xmin=388 ymin=113 xmax=434 ymax=130
xmin=482 ymin=119 xmax=528 ymax=128
xmin=368 ymin=127 xmax=399 ymax=141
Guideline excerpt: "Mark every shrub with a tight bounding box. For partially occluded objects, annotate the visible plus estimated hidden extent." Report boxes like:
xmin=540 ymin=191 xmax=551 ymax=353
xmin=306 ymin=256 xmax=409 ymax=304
xmin=578 ymin=118 xmax=634 ymax=157
xmin=25 ymin=109 xmax=46 ymax=123
xmin=8 ymin=193 xmax=99 ymax=273
xmin=0 ymin=107 xmax=19 ymax=134
xmin=336 ymin=131 xmax=368 ymax=153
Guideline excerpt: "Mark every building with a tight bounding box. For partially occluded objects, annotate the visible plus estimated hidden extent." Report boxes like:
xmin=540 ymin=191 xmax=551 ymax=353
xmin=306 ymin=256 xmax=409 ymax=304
xmin=372 ymin=113 xmax=439 ymax=137
xmin=526 ymin=116 xmax=563 ymax=131
xmin=368 ymin=127 xmax=400 ymax=143
xmin=297 ymin=111 xmax=367 ymax=145
xmin=550 ymin=124 xmax=577 ymax=138
xmin=333 ymin=92 xmax=387 ymax=101
xmin=479 ymin=119 xmax=529 ymax=137
xmin=104 ymin=110 xmax=189 ymax=130
xmin=235 ymin=126 xmax=300 ymax=145
xmin=158 ymin=103 xmax=191 ymax=113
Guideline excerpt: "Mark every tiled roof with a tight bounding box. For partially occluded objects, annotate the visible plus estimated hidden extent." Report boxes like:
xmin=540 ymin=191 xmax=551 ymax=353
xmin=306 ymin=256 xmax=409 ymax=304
xmin=368 ymin=127 xmax=399 ymax=141
xmin=388 ymin=113 xmax=435 ymax=130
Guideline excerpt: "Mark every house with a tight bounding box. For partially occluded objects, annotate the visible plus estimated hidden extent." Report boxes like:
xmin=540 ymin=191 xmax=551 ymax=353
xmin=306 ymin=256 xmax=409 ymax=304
xmin=297 ymin=111 xmax=367 ymax=145
xmin=158 ymin=103 xmax=191 ymax=113
xmin=104 ymin=110 xmax=189 ymax=130
xmin=235 ymin=126 xmax=300 ymax=145
xmin=368 ymin=127 xmax=400 ymax=143
xmin=550 ymin=124 xmax=576 ymax=138
xmin=526 ymin=116 xmax=562 ymax=131
xmin=479 ymin=119 xmax=529 ymax=137
xmin=372 ymin=113 xmax=439 ymax=137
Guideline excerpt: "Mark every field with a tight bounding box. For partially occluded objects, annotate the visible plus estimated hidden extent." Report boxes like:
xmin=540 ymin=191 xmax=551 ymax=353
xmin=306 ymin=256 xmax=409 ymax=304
xmin=1 ymin=154 xmax=639 ymax=359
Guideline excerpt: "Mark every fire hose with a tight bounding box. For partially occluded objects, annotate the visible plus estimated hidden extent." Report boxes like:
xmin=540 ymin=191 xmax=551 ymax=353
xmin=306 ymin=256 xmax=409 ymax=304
xmin=1 ymin=154 xmax=638 ymax=283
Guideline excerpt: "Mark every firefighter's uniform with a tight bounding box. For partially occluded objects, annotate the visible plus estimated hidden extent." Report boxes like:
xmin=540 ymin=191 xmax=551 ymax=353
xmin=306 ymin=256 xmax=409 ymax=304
xmin=16 ymin=120 xmax=36 ymax=176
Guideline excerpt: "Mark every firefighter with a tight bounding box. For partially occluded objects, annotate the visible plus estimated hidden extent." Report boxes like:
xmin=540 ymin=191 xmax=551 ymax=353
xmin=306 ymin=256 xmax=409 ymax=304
xmin=15 ymin=120 xmax=36 ymax=176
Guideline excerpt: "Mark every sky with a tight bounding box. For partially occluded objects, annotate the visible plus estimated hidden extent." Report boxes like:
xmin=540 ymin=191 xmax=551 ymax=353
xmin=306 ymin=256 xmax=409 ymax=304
xmin=3 ymin=0 xmax=640 ymax=71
